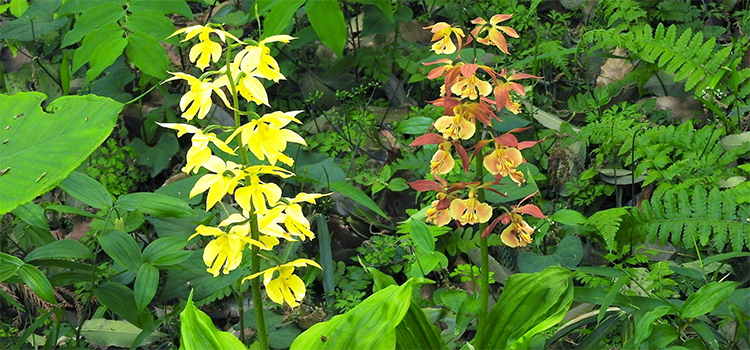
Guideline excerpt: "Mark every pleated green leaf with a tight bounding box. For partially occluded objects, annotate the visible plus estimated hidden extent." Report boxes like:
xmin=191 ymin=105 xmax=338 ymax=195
xmin=476 ymin=266 xmax=574 ymax=350
xmin=134 ymin=263 xmax=159 ymax=312
xmin=180 ymin=290 xmax=247 ymax=350
xmin=25 ymin=239 xmax=94 ymax=261
xmin=291 ymin=278 xmax=427 ymax=350
xmin=17 ymin=264 xmax=56 ymax=304
xmin=116 ymin=192 xmax=194 ymax=218
xmin=97 ymin=230 xmax=143 ymax=271
xmin=681 ymin=281 xmax=739 ymax=319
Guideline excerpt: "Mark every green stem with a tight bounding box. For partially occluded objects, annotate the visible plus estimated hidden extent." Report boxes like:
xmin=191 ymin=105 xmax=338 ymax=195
xmin=250 ymin=205 xmax=269 ymax=349
xmin=224 ymin=39 xmax=268 ymax=350
xmin=474 ymin=123 xmax=490 ymax=349
xmin=234 ymin=280 xmax=246 ymax=344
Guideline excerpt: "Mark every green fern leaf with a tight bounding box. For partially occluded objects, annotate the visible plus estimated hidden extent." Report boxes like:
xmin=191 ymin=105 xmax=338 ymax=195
xmin=587 ymin=207 xmax=629 ymax=251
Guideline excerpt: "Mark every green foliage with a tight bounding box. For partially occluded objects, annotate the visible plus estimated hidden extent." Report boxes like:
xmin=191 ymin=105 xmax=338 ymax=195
xmin=357 ymin=234 xmax=411 ymax=273
xmin=449 ymin=264 xmax=495 ymax=286
xmin=0 ymin=92 xmax=122 ymax=214
xmin=83 ymin=138 xmax=146 ymax=197
xmin=632 ymin=184 xmax=750 ymax=252
xmin=586 ymin=207 xmax=630 ymax=251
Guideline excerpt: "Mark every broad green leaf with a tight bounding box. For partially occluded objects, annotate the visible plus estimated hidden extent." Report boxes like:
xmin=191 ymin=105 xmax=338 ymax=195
xmin=350 ymin=0 xmax=393 ymax=22
xmin=81 ymin=319 xmax=166 ymax=348
xmin=180 ymin=291 xmax=247 ymax=350
xmin=116 ymin=192 xmax=194 ymax=218
xmin=395 ymin=303 xmax=446 ymax=350
xmin=9 ymin=0 xmax=28 ymax=17
xmin=681 ymin=281 xmax=740 ymax=319
xmin=262 ymin=0 xmax=305 ymax=37
xmin=17 ymin=264 xmax=56 ymax=304
xmin=127 ymin=0 xmax=193 ymax=19
xmin=160 ymin=251 xmax=243 ymax=302
xmin=291 ymin=279 xmax=427 ymax=350
xmin=598 ymin=274 xmax=630 ymax=324
xmin=142 ymin=237 xmax=190 ymax=266
xmin=329 ymin=181 xmax=388 ymax=219
xmin=0 ymin=93 xmax=122 ymax=215
xmin=630 ymin=306 xmax=673 ymax=349
xmin=60 ymin=171 xmax=113 ymax=210
xmin=45 ymin=204 xmax=103 ymax=219
xmin=124 ymin=10 xmax=177 ymax=43
xmin=690 ymin=319 xmax=722 ymax=350
xmin=134 ymin=263 xmax=159 ymax=312
xmin=25 ymin=239 xmax=93 ymax=261
xmin=94 ymin=282 xmax=154 ymax=330
xmin=12 ymin=202 xmax=49 ymax=229
xmin=0 ymin=0 xmax=66 ymax=41
xmin=395 ymin=117 xmax=433 ymax=135
xmin=62 ymin=2 xmax=125 ymax=47
xmin=72 ymin=23 xmax=124 ymax=73
xmin=306 ymin=0 xmax=347 ymax=57
xmin=129 ymin=133 xmax=179 ymax=177
xmin=549 ymin=209 xmax=587 ymax=225
xmin=125 ymin=32 xmax=169 ymax=79
xmin=97 ymin=230 xmax=143 ymax=271
xmin=477 ymin=266 xmax=574 ymax=350
xmin=87 ymin=35 xmax=128 ymax=81
xmin=58 ymin=0 xmax=125 ymax=16
xmin=0 ymin=252 xmax=24 ymax=281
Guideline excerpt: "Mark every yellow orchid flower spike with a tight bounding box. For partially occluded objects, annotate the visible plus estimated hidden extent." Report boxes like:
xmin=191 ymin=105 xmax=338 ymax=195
xmin=156 ymin=122 xmax=236 ymax=173
xmin=164 ymin=72 xmax=231 ymax=121
xmin=169 ymin=25 xmax=242 ymax=70
xmin=244 ymin=258 xmax=322 ymax=308
xmin=214 ymin=51 xmax=270 ymax=106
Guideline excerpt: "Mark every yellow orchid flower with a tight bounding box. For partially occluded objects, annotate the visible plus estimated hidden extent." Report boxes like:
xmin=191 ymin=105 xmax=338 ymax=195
xmin=449 ymin=189 xmax=492 ymax=225
xmin=263 ymin=193 xmax=327 ymax=240
xmin=424 ymin=22 xmax=465 ymax=55
xmin=500 ymin=213 xmax=534 ymax=247
xmin=450 ymin=73 xmax=493 ymax=100
xmin=430 ymin=142 xmax=455 ymax=175
xmin=426 ymin=199 xmax=452 ymax=227
xmin=483 ymin=146 xmax=525 ymax=185
xmin=169 ymin=25 xmax=242 ymax=70
xmin=156 ymin=122 xmax=235 ymax=173
xmin=244 ymin=258 xmax=321 ymax=308
xmin=434 ymin=114 xmax=475 ymax=140
xmin=228 ymin=111 xmax=307 ymax=166
xmin=238 ymin=35 xmax=295 ymax=82
xmin=164 ymin=72 xmax=231 ymax=121
xmin=220 ymin=212 xmax=280 ymax=249
xmin=189 ymin=156 xmax=244 ymax=210
xmin=189 ymin=224 xmax=265 ymax=276
xmin=214 ymin=51 xmax=270 ymax=106
xmin=234 ymin=165 xmax=294 ymax=213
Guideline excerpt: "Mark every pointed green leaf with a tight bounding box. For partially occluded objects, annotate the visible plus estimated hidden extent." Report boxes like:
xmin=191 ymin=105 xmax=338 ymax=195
xmin=262 ymin=0 xmax=305 ymax=37
xmin=681 ymin=281 xmax=739 ymax=319
xmin=291 ymin=279 xmax=428 ymax=350
xmin=477 ymin=266 xmax=574 ymax=350
xmin=116 ymin=192 xmax=194 ymax=218
xmin=125 ymin=32 xmax=169 ymax=79
xmin=329 ymin=181 xmax=388 ymax=219
xmin=17 ymin=264 xmax=56 ymax=304
xmin=0 ymin=252 xmax=24 ymax=281
xmin=306 ymin=0 xmax=346 ymax=57
xmin=0 ymin=92 xmax=122 ymax=214
xmin=180 ymin=291 xmax=247 ymax=350
xmin=134 ymin=263 xmax=159 ymax=312
xmin=60 ymin=171 xmax=113 ymax=210
xmin=395 ymin=303 xmax=446 ymax=350
xmin=97 ymin=230 xmax=143 ymax=271
xmin=25 ymin=239 xmax=94 ymax=261
xmin=62 ymin=2 xmax=125 ymax=47
xmin=94 ymin=281 xmax=154 ymax=330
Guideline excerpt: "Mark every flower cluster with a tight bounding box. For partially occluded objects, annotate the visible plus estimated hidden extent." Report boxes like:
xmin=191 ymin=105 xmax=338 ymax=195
xmin=410 ymin=16 xmax=545 ymax=247
xmin=162 ymin=25 xmax=321 ymax=308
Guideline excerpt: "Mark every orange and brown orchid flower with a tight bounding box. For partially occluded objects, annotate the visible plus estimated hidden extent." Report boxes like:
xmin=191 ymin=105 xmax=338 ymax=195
xmin=469 ymin=14 xmax=519 ymax=54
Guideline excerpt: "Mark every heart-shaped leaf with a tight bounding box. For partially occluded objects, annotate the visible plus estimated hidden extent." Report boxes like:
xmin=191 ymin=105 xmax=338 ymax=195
xmin=0 ymin=92 xmax=122 ymax=214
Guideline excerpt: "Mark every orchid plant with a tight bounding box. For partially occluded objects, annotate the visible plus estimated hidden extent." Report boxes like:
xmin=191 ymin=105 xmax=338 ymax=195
xmin=411 ymin=14 xmax=546 ymax=346
xmin=160 ymin=24 xmax=323 ymax=349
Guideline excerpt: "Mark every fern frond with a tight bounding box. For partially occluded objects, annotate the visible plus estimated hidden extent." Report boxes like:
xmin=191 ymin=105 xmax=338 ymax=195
xmin=633 ymin=185 xmax=750 ymax=252
xmin=586 ymin=207 xmax=630 ymax=251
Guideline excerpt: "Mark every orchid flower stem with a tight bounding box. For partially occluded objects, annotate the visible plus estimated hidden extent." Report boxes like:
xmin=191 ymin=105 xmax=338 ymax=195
xmin=475 ymin=121 xmax=490 ymax=348
xmin=224 ymin=39 xmax=268 ymax=350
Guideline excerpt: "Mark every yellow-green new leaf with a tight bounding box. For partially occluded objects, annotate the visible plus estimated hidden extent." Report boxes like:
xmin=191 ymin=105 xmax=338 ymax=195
xmin=180 ymin=291 xmax=247 ymax=350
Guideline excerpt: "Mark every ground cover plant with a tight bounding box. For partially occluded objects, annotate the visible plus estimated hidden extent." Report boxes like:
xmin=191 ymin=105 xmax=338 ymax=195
xmin=1 ymin=0 xmax=749 ymax=349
